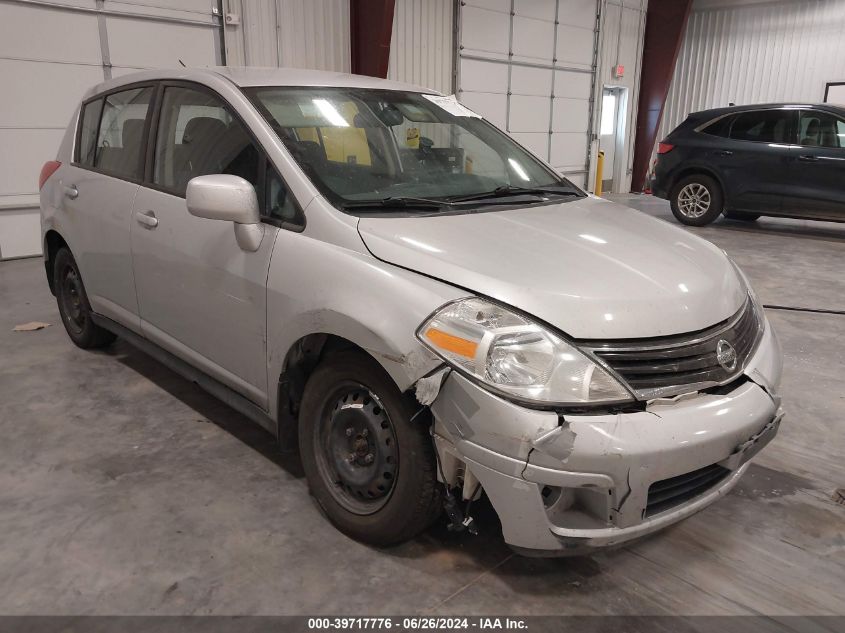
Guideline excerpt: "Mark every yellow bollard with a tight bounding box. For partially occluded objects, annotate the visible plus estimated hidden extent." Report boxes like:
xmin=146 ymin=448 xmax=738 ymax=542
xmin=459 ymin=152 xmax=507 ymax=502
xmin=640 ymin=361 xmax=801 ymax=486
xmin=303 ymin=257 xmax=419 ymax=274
xmin=594 ymin=150 xmax=605 ymax=197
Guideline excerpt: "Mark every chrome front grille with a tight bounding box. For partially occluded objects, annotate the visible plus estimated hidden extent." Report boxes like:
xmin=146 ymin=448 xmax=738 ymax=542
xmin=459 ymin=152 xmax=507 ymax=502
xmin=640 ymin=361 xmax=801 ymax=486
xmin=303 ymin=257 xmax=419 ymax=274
xmin=584 ymin=298 xmax=762 ymax=400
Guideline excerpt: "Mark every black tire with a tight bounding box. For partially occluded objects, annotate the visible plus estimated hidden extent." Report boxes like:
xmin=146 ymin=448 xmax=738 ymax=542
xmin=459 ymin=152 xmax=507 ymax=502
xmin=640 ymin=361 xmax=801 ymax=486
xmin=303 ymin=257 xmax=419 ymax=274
xmin=299 ymin=350 xmax=441 ymax=546
xmin=670 ymin=174 xmax=724 ymax=226
xmin=53 ymin=247 xmax=116 ymax=349
xmin=724 ymin=210 xmax=761 ymax=222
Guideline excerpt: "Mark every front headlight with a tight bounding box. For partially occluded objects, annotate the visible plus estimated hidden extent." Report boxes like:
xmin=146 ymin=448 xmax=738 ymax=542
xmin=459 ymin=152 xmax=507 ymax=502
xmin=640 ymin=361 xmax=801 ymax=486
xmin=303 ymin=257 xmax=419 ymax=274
xmin=417 ymin=298 xmax=633 ymax=406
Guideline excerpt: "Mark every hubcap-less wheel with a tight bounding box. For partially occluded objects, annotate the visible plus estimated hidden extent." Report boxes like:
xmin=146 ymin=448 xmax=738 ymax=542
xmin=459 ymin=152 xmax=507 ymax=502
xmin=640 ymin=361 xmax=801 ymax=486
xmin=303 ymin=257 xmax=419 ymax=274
xmin=677 ymin=183 xmax=711 ymax=219
xmin=314 ymin=385 xmax=398 ymax=515
xmin=60 ymin=266 xmax=86 ymax=335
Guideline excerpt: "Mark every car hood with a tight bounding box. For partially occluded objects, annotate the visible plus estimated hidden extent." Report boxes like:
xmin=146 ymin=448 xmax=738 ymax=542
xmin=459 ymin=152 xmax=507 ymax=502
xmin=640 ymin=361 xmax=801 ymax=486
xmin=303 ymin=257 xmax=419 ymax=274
xmin=357 ymin=196 xmax=746 ymax=339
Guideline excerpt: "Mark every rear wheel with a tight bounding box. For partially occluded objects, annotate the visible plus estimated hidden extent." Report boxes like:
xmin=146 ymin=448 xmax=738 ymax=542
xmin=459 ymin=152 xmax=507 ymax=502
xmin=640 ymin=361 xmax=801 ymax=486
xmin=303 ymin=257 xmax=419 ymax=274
xmin=53 ymin=247 xmax=116 ymax=349
xmin=670 ymin=174 xmax=724 ymax=226
xmin=724 ymin=210 xmax=760 ymax=222
xmin=299 ymin=350 xmax=441 ymax=545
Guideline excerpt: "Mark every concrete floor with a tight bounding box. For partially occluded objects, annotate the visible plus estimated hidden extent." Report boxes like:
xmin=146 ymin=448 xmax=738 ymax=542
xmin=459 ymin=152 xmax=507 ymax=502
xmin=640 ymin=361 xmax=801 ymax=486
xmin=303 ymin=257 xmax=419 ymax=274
xmin=0 ymin=196 xmax=842 ymax=616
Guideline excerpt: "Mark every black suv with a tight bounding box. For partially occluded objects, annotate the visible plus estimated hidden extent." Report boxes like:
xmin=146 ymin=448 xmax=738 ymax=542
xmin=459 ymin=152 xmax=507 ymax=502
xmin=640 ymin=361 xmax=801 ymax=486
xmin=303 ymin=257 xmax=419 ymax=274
xmin=652 ymin=103 xmax=845 ymax=226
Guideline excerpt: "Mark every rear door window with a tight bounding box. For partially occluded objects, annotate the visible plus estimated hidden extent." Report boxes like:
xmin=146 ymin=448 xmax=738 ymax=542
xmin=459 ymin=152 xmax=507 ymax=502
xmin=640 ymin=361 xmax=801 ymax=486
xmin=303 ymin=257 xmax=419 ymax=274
xmin=729 ymin=110 xmax=791 ymax=143
xmin=93 ymin=86 xmax=155 ymax=180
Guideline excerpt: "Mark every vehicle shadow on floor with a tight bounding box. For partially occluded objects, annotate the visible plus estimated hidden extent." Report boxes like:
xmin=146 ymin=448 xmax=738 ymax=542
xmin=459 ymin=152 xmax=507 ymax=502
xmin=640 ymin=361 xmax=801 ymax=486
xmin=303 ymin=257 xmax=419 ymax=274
xmin=106 ymin=338 xmax=305 ymax=479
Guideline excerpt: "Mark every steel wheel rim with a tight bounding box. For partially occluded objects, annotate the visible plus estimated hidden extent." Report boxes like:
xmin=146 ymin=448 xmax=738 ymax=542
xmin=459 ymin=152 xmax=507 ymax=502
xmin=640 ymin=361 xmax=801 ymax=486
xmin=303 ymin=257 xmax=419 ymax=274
xmin=314 ymin=383 xmax=398 ymax=515
xmin=60 ymin=266 xmax=86 ymax=335
xmin=677 ymin=183 xmax=711 ymax=218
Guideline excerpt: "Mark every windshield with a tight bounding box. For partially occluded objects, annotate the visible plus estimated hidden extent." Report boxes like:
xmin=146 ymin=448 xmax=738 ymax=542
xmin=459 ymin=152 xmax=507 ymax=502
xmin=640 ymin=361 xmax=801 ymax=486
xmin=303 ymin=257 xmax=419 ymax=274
xmin=245 ymin=87 xmax=581 ymax=209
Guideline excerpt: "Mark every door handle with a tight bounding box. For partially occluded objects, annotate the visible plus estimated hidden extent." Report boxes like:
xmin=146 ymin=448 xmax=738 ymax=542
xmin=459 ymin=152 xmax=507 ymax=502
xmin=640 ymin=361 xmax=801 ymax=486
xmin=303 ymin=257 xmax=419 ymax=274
xmin=713 ymin=150 xmax=733 ymax=157
xmin=135 ymin=210 xmax=158 ymax=229
xmin=798 ymin=155 xmax=819 ymax=162
xmin=63 ymin=184 xmax=78 ymax=200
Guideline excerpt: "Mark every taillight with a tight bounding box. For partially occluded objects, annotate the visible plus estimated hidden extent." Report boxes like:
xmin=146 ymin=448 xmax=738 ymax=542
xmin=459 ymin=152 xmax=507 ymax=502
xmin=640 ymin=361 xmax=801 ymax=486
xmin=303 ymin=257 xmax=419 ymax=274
xmin=657 ymin=142 xmax=675 ymax=154
xmin=39 ymin=161 xmax=62 ymax=190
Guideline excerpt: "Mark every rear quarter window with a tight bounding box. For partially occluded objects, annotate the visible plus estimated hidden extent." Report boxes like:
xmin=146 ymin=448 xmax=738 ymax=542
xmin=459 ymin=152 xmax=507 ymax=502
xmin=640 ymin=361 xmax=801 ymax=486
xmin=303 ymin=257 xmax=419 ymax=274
xmin=77 ymin=99 xmax=103 ymax=167
xmin=700 ymin=115 xmax=734 ymax=138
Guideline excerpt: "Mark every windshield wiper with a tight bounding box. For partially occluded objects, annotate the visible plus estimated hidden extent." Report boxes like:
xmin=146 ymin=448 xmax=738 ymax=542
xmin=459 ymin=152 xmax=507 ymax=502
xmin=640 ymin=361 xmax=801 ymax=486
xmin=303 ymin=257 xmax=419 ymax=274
xmin=340 ymin=196 xmax=454 ymax=211
xmin=448 ymin=185 xmax=583 ymax=203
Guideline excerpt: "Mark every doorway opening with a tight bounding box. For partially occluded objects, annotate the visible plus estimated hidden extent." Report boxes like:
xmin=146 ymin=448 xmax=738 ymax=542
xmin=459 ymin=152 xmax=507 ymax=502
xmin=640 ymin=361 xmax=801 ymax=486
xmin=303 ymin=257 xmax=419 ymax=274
xmin=598 ymin=86 xmax=628 ymax=194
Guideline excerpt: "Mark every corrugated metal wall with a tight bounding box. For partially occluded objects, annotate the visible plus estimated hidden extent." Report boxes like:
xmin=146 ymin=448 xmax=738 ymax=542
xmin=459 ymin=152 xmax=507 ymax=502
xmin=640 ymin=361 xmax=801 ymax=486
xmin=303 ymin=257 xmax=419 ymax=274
xmin=387 ymin=0 xmax=454 ymax=94
xmin=222 ymin=0 xmax=350 ymax=71
xmin=658 ymin=0 xmax=845 ymax=143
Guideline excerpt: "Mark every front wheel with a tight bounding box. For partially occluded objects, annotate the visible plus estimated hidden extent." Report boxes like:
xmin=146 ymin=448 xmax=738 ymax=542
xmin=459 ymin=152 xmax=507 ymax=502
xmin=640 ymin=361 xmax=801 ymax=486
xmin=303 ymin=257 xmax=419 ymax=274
xmin=298 ymin=350 xmax=442 ymax=546
xmin=670 ymin=174 xmax=724 ymax=226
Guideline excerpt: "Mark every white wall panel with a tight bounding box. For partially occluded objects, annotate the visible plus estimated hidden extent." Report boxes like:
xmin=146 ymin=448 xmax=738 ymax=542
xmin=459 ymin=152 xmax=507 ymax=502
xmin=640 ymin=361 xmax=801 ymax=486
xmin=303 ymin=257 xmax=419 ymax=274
xmin=107 ymin=17 xmax=218 ymax=70
xmin=511 ymin=66 xmax=554 ymax=96
xmin=659 ymin=0 xmax=845 ymax=145
xmin=460 ymin=4 xmax=511 ymax=60
xmin=509 ymin=95 xmax=551 ymax=132
xmin=0 ymin=0 xmax=223 ymax=259
xmin=512 ymin=16 xmax=555 ymax=63
xmin=553 ymin=96 xmax=591 ymax=131
xmin=556 ymin=23 xmax=596 ymax=69
xmin=459 ymin=58 xmax=509 ymax=93
xmin=0 ymin=60 xmax=102 ymax=128
xmin=457 ymin=0 xmax=603 ymax=182
xmin=0 ymin=3 xmax=102 ymax=63
xmin=388 ymin=0 xmax=454 ymax=94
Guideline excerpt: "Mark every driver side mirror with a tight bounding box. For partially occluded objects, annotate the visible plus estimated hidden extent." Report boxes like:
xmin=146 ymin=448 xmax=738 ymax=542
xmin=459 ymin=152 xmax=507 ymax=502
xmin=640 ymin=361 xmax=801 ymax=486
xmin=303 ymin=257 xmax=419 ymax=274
xmin=186 ymin=175 xmax=264 ymax=252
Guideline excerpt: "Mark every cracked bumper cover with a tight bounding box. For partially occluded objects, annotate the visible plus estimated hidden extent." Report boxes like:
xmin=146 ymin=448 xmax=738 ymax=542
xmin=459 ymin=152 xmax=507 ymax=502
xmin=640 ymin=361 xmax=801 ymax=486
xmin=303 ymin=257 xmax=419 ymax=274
xmin=430 ymin=316 xmax=783 ymax=554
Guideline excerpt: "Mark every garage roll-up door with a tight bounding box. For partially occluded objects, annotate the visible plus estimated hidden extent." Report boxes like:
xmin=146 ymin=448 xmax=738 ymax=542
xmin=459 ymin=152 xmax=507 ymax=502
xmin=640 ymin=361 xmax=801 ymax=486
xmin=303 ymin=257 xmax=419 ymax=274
xmin=456 ymin=0 xmax=599 ymax=188
xmin=0 ymin=0 xmax=223 ymax=260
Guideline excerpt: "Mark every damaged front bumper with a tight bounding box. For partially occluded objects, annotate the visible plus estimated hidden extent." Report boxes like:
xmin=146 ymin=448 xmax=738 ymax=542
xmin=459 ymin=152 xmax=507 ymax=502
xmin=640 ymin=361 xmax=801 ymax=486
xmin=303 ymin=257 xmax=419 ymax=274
xmin=429 ymin=317 xmax=784 ymax=555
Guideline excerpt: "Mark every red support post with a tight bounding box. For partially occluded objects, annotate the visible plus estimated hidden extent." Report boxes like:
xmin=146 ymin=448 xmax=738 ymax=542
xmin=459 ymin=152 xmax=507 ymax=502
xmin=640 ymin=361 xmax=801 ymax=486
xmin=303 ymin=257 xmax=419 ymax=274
xmin=350 ymin=0 xmax=396 ymax=79
xmin=631 ymin=0 xmax=693 ymax=192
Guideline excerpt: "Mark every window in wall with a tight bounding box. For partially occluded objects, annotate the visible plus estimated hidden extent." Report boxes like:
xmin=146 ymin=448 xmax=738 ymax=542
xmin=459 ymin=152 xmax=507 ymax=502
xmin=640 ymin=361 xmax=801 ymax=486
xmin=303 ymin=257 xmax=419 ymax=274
xmin=154 ymin=86 xmax=259 ymax=197
xmin=77 ymin=99 xmax=103 ymax=167
xmin=798 ymin=111 xmax=845 ymax=148
xmin=729 ymin=110 xmax=790 ymax=144
xmin=93 ymin=87 xmax=154 ymax=180
xmin=600 ymin=93 xmax=616 ymax=135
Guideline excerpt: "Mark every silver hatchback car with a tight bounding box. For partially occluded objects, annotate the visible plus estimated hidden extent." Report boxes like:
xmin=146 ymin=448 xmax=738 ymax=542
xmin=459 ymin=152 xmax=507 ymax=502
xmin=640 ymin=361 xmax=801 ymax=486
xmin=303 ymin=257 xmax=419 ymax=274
xmin=40 ymin=68 xmax=783 ymax=555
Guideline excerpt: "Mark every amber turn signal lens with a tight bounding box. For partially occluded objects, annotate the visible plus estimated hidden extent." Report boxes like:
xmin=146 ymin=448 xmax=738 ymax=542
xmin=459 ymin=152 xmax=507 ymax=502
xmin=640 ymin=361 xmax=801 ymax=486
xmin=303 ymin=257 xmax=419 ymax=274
xmin=425 ymin=328 xmax=478 ymax=359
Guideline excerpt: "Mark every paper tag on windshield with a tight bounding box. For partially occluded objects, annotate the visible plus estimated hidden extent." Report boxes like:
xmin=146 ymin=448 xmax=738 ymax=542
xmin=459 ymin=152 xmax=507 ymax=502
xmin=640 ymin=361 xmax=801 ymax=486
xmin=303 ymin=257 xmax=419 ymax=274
xmin=421 ymin=94 xmax=482 ymax=118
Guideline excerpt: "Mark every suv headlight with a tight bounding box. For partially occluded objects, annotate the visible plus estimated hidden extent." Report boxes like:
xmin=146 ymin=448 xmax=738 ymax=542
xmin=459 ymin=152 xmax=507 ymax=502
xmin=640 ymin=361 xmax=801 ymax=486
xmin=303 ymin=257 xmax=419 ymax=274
xmin=417 ymin=298 xmax=633 ymax=406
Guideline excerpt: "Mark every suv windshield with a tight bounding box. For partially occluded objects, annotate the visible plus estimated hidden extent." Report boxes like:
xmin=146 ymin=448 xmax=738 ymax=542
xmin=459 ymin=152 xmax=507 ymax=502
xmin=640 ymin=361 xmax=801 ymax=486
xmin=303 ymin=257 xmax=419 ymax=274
xmin=245 ymin=87 xmax=582 ymax=210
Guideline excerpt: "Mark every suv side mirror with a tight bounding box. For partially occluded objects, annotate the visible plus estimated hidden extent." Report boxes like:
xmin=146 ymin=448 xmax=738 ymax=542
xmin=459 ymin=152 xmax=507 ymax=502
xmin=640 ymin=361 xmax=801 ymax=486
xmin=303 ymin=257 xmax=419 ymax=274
xmin=186 ymin=175 xmax=264 ymax=251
